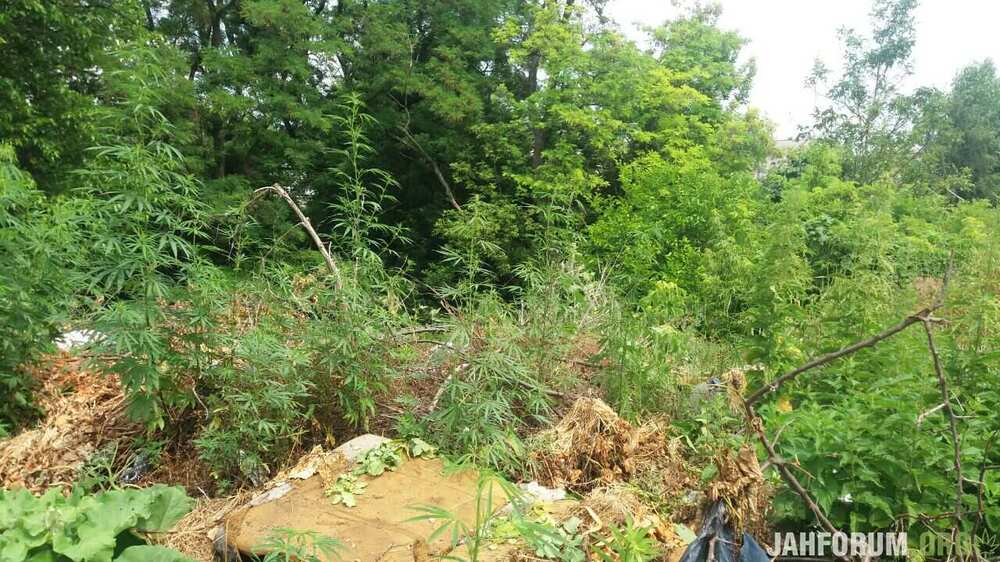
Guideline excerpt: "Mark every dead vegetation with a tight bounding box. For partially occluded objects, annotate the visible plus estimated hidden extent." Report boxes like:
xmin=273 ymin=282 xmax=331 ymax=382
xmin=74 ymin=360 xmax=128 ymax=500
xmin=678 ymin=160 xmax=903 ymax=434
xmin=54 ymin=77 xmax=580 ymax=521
xmin=706 ymin=445 xmax=770 ymax=536
xmin=530 ymin=397 xmax=691 ymax=496
xmin=0 ymin=354 xmax=138 ymax=492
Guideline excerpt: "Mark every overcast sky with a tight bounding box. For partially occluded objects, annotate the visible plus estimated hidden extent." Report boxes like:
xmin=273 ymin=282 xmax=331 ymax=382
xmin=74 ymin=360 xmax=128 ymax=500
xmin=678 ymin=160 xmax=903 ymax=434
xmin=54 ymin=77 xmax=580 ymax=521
xmin=607 ymin=1 xmax=1000 ymax=138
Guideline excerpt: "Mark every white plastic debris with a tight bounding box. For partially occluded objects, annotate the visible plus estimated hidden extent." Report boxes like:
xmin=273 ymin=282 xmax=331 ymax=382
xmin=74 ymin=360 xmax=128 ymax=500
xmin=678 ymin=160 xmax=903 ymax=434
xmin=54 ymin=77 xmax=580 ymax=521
xmin=248 ymin=482 xmax=293 ymax=506
xmin=55 ymin=330 xmax=103 ymax=352
xmin=335 ymin=434 xmax=391 ymax=462
xmin=519 ymin=480 xmax=567 ymax=503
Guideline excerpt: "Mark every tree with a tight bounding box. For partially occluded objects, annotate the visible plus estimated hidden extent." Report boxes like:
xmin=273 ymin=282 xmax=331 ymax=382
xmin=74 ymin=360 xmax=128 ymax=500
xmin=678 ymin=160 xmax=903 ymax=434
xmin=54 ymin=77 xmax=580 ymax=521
xmin=942 ymin=60 xmax=1000 ymax=201
xmin=0 ymin=1 xmax=142 ymax=191
xmin=806 ymin=0 xmax=919 ymax=184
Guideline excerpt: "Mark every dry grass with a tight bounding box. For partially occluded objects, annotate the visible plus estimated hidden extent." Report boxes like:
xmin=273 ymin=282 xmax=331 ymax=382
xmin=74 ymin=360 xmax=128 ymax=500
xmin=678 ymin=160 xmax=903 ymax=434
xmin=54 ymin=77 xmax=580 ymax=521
xmin=0 ymin=354 xmax=139 ymax=492
xmin=530 ymin=397 xmax=689 ymax=496
xmin=148 ymin=491 xmax=253 ymax=562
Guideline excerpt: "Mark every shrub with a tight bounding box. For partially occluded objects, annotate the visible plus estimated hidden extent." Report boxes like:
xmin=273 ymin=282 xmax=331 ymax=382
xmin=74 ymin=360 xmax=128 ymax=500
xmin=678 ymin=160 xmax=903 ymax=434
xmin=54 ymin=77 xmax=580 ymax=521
xmin=0 ymin=145 xmax=77 ymax=431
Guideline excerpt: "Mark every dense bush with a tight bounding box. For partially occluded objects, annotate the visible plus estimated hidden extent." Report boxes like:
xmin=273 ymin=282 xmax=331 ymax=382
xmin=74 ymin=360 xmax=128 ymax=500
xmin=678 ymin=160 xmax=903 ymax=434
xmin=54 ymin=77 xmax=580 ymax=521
xmin=0 ymin=485 xmax=192 ymax=561
xmin=0 ymin=147 xmax=77 ymax=432
xmin=1 ymin=0 xmax=998 ymax=555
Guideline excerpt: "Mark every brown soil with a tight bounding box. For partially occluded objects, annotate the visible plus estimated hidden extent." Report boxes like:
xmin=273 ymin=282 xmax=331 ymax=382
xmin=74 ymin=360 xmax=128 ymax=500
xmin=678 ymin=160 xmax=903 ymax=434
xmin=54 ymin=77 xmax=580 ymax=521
xmin=228 ymin=457 xmax=509 ymax=562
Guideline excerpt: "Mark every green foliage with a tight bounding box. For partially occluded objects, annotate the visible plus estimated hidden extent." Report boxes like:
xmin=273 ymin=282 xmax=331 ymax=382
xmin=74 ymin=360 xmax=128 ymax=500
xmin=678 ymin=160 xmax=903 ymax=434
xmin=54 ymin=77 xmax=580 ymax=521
xmin=323 ymin=439 xmax=436 ymax=507
xmin=589 ymin=152 xmax=761 ymax=303
xmin=594 ymin=518 xmax=660 ymax=562
xmin=256 ymin=528 xmax=344 ymax=562
xmin=0 ymin=146 xmax=77 ymax=430
xmin=324 ymin=472 xmax=367 ymax=509
xmin=0 ymin=485 xmax=192 ymax=562
xmin=193 ymin=322 xmax=315 ymax=487
xmin=919 ymin=61 xmax=1000 ymax=202
xmin=418 ymin=259 xmax=604 ymax=472
xmin=807 ymin=0 xmax=919 ymax=183
xmin=514 ymin=516 xmax=586 ymax=562
xmin=3 ymin=0 xmax=1000 ymax=552
xmin=325 ymin=93 xmax=407 ymax=264
xmin=0 ymin=1 xmax=142 ymax=189
xmin=114 ymin=545 xmax=196 ymax=562
xmin=77 ymin=91 xmax=207 ymax=428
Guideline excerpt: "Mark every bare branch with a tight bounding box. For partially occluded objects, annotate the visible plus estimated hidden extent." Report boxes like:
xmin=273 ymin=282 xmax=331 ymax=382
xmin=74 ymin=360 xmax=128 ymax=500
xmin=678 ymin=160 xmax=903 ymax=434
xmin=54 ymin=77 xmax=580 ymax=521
xmin=742 ymin=401 xmax=861 ymax=562
xmin=251 ymin=184 xmax=344 ymax=291
xmin=397 ymin=125 xmax=462 ymax=211
xmin=746 ymin=306 xmax=935 ymax=406
xmin=921 ymin=319 xmax=964 ymax=549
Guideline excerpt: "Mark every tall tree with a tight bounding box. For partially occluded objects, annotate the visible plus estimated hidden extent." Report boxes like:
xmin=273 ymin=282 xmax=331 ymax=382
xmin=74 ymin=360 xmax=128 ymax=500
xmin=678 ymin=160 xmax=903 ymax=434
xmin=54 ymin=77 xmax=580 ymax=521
xmin=942 ymin=60 xmax=1000 ymax=201
xmin=806 ymin=0 xmax=919 ymax=184
xmin=0 ymin=1 xmax=142 ymax=191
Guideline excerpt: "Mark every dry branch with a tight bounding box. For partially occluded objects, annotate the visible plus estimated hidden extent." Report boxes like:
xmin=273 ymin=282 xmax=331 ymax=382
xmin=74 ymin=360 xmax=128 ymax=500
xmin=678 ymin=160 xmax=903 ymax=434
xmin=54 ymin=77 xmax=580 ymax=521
xmin=921 ymin=319 xmax=964 ymax=528
xmin=251 ymin=184 xmax=344 ymax=291
xmin=741 ymin=267 xmax=965 ymax=561
xmin=397 ymin=124 xmax=462 ymax=211
xmin=745 ymin=306 xmax=935 ymax=406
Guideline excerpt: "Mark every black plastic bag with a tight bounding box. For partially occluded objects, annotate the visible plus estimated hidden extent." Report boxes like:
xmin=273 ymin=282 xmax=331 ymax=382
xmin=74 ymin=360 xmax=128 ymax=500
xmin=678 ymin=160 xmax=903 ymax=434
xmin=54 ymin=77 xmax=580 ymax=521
xmin=678 ymin=501 xmax=771 ymax=562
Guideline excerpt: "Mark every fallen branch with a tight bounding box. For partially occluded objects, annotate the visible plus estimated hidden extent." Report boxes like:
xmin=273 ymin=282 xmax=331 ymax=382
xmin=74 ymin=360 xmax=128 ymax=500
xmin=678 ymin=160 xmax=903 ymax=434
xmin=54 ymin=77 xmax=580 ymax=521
xmin=921 ymin=318 xmax=964 ymax=536
xmin=251 ymin=184 xmax=344 ymax=291
xmin=745 ymin=306 xmax=935 ymax=406
xmin=395 ymin=325 xmax=450 ymax=337
xmin=397 ymin=125 xmax=462 ymax=211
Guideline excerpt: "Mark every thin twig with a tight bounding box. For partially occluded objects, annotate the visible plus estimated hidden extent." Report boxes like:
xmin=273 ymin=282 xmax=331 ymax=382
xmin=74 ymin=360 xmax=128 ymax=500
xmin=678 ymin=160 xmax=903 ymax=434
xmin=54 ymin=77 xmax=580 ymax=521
xmin=250 ymin=184 xmax=344 ymax=291
xmin=397 ymin=124 xmax=461 ymax=211
xmin=917 ymin=402 xmax=947 ymax=427
xmin=394 ymin=325 xmax=450 ymax=337
xmin=745 ymin=306 xmax=935 ymax=406
xmin=921 ymin=317 xmax=964 ymax=562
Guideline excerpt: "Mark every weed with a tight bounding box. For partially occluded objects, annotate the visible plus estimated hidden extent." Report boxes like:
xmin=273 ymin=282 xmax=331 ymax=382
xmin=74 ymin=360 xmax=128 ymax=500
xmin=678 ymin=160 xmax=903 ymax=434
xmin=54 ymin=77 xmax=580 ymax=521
xmin=256 ymin=528 xmax=344 ymax=562
xmin=409 ymin=469 xmax=520 ymax=562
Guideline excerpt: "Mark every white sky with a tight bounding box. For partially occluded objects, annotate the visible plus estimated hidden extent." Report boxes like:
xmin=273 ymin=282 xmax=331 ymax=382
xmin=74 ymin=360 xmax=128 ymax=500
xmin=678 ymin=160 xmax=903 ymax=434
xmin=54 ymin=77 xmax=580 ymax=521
xmin=608 ymin=0 xmax=1000 ymax=138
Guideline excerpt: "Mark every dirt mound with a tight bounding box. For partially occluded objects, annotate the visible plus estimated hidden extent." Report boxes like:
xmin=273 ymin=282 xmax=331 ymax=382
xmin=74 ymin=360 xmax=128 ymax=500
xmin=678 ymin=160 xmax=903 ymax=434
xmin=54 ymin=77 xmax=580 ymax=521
xmin=531 ymin=397 xmax=689 ymax=495
xmin=0 ymin=355 xmax=138 ymax=491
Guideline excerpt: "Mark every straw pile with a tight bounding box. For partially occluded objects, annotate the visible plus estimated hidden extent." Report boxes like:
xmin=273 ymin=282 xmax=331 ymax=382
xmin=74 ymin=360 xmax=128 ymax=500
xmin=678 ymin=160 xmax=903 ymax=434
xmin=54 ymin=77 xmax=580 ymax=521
xmin=531 ymin=397 xmax=684 ymax=493
xmin=0 ymin=355 xmax=138 ymax=491
xmin=149 ymin=492 xmax=252 ymax=562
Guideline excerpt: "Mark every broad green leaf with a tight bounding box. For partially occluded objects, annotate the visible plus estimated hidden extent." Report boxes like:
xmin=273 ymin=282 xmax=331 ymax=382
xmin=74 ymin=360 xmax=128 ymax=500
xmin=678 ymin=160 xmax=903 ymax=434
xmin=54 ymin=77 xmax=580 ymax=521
xmin=133 ymin=487 xmax=192 ymax=532
xmin=115 ymin=545 xmax=195 ymax=562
